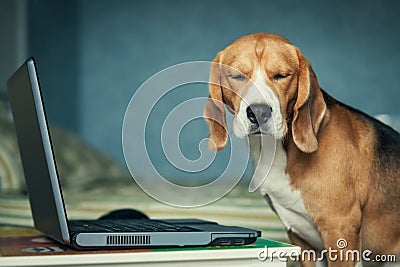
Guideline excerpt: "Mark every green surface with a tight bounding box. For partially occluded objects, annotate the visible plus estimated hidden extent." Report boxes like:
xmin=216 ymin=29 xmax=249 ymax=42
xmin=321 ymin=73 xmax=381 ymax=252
xmin=151 ymin=238 xmax=293 ymax=252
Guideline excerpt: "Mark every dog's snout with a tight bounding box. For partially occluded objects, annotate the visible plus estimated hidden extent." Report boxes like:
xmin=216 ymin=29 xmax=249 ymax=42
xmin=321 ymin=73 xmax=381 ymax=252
xmin=246 ymin=104 xmax=272 ymax=125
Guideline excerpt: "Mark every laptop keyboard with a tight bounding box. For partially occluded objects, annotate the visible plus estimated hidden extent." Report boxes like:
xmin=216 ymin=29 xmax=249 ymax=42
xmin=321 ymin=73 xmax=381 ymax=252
xmin=69 ymin=219 xmax=202 ymax=233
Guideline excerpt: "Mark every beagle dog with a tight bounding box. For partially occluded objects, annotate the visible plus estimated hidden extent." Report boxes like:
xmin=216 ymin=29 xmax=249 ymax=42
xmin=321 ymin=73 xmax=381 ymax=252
xmin=204 ymin=33 xmax=400 ymax=266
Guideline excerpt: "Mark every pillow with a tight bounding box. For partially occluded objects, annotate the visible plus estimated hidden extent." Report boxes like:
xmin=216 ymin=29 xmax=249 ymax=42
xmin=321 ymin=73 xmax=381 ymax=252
xmin=0 ymin=117 xmax=25 ymax=191
xmin=0 ymin=104 xmax=130 ymax=193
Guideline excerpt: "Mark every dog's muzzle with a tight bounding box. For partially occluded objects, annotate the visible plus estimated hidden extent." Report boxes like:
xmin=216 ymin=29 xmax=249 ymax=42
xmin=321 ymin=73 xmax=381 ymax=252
xmin=246 ymin=104 xmax=272 ymax=125
xmin=246 ymin=104 xmax=275 ymax=135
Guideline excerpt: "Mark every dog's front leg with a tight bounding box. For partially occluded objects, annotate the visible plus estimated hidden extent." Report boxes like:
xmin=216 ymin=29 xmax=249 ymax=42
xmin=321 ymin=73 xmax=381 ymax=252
xmin=287 ymin=230 xmax=319 ymax=267
xmin=317 ymin=206 xmax=362 ymax=267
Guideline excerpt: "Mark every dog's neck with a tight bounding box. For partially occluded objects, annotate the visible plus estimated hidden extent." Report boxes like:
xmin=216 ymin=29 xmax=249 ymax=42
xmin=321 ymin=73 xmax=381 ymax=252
xmin=248 ymin=135 xmax=286 ymax=190
xmin=248 ymin=134 xmax=285 ymax=167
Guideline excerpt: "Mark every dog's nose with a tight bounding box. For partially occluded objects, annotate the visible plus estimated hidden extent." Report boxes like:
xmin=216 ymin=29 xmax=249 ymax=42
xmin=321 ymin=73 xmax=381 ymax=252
xmin=246 ymin=104 xmax=272 ymax=125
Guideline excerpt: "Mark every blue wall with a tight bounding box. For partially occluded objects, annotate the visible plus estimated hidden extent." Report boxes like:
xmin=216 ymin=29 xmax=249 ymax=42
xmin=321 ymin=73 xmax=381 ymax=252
xmin=28 ymin=0 xmax=400 ymax=179
xmin=28 ymin=0 xmax=80 ymax=133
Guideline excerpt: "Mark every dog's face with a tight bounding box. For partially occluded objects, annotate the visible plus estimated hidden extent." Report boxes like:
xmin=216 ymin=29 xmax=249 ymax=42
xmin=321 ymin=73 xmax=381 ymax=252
xmin=204 ymin=33 xmax=326 ymax=153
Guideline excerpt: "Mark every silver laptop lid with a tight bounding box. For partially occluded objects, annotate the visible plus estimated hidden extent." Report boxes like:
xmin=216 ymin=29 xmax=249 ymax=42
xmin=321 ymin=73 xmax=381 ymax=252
xmin=7 ymin=58 xmax=70 ymax=244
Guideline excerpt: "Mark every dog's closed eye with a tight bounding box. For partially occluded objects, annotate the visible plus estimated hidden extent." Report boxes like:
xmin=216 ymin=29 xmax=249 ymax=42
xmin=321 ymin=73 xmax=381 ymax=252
xmin=228 ymin=74 xmax=247 ymax=81
xmin=273 ymin=73 xmax=290 ymax=80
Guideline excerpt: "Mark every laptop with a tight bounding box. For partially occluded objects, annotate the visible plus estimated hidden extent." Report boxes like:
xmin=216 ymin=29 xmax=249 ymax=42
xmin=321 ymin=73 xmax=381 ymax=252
xmin=7 ymin=58 xmax=261 ymax=250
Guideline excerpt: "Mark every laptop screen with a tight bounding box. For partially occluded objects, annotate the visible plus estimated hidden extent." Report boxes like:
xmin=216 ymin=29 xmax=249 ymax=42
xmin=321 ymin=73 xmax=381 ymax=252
xmin=7 ymin=58 xmax=71 ymax=244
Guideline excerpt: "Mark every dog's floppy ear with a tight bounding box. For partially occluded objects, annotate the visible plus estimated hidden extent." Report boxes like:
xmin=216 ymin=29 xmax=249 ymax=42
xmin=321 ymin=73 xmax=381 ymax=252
xmin=203 ymin=53 xmax=228 ymax=152
xmin=292 ymin=48 xmax=326 ymax=153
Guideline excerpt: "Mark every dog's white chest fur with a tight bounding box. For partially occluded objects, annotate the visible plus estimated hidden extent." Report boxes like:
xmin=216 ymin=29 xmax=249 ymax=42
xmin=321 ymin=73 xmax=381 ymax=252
xmin=250 ymin=136 xmax=325 ymax=250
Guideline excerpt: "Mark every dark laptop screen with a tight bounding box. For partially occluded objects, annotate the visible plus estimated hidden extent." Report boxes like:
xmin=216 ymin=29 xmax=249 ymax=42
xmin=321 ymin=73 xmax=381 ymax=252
xmin=7 ymin=58 xmax=70 ymax=244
